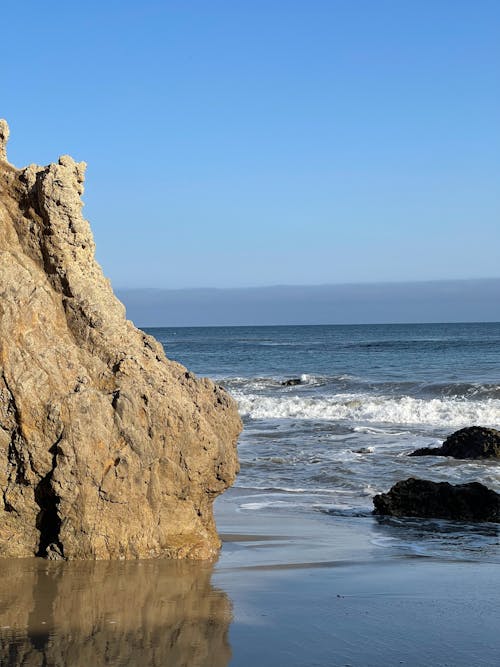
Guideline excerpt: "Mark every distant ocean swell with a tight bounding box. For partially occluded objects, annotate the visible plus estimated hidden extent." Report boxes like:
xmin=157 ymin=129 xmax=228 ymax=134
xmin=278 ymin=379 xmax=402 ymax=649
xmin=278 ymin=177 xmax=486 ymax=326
xmin=221 ymin=375 xmax=500 ymax=398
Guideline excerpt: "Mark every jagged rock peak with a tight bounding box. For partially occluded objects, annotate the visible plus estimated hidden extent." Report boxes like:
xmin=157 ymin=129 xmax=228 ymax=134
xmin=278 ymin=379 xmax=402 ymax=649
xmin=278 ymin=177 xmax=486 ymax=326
xmin=0 ymin=119 xmax=9 ymax=161
xmin=0 ymin=121 xmax=242 ymax=560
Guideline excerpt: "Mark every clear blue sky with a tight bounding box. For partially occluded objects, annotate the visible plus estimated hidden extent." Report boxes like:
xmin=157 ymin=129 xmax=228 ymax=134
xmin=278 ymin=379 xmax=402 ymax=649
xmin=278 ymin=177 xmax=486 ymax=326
xmin=3 ymin=0 xmax=499 ymax=289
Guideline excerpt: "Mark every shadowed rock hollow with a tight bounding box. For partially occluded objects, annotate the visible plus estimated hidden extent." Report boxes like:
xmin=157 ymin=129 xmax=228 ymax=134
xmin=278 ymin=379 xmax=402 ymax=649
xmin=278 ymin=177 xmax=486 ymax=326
xmin=0 ymin=120 xmax=241 ymax=560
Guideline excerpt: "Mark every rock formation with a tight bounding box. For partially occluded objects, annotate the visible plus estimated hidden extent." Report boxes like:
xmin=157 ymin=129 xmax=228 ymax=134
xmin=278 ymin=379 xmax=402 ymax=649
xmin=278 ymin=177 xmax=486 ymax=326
xmin=373 ymin=478 xmax=500 ymax=523
xmin=0 ymin=120 xmax=241 ymax=559
xmin=409 ymin=426 xmax=500 ymax=459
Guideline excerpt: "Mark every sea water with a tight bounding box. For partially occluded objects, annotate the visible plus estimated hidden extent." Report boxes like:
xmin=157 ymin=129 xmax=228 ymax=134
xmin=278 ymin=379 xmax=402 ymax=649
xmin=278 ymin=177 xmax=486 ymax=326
xmin=2 ymin=323 xmax=499 ymax=667
xmin=147 ymin=322 xmax=500 ymax=562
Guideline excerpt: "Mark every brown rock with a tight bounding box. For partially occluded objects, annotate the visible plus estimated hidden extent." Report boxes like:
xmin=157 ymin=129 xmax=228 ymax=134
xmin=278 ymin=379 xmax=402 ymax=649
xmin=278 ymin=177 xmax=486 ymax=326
xmin=0 ymin=119 xmax=9 ymax=161
xmin=0 ymin=120 xmax=242 ymax=559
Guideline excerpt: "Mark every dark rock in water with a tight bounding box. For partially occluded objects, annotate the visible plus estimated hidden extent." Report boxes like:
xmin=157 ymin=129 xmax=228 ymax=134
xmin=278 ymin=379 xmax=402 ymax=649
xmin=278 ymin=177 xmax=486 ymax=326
xmin=373 ymin=478 xmax=500 ymax=523
xmin=282 ymin=378 xmax=302 ymax=386
xmin=409 ymin=426 xmax=500 ymax=459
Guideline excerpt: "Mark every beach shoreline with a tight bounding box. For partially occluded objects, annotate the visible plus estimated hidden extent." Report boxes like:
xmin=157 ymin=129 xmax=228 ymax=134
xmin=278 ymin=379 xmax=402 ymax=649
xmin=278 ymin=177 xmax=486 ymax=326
xmin=2 ymin=320 xmax=500 ymax=666
xmin=0 ymin=492 xmax=498 ymax=666
xmin=214 ymin=491 xmax=500 ymax=666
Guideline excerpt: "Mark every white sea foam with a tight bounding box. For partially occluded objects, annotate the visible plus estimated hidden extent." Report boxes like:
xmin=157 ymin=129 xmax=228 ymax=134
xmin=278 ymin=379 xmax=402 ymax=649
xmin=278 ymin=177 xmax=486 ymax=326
xmin=235 ymin=392 xmax=500 ymax=428
xmin=219 ymin=373 xmax=360 ymax=389
xmin=244 ymin=486 xmax=354 ymax=495
xmin=353 ymin=426 xmax=411 ymax=435
xmin=239 ymin=500 xmax=301 ymax=510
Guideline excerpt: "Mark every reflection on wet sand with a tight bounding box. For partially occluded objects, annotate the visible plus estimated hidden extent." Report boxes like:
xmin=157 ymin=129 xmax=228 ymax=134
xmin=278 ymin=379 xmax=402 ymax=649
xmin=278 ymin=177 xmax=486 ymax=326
xmin=0 ymin=558 xmax=232 ymax=666
xmin=373 ymin=514 xmax=500 ymax=561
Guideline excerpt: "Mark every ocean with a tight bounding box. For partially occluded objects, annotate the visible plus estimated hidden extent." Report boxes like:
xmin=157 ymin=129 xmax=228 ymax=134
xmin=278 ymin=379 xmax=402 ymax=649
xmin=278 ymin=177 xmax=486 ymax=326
xmin=147 ymin=322 xmax=500 ymax=563
xmin=2 ymin=323 xmax=499 ymax=667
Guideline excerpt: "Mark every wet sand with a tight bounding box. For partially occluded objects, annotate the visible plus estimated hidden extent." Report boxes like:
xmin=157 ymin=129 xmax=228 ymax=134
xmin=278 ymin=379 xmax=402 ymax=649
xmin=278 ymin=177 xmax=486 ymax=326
xmin=215 ymin=489 xmax=500 ymax=666
xmin=0 ymin=490 xmax=498 ymax=666
xmin=0 ymin=558 xmax=232 ymax=667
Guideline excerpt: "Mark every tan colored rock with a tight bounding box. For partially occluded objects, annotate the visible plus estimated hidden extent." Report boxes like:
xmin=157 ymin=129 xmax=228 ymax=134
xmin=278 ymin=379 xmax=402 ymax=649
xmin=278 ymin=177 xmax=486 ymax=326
xmin=0 ymin=119 xmax=8 ymax=161
xmin=0 ymin=120 xmax=241 ymax=559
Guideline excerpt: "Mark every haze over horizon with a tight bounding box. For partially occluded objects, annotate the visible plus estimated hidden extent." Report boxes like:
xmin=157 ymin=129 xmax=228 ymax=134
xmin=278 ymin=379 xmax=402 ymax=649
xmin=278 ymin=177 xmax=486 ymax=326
xmin=117 ymin=278 xmax=500 ymax=327
xmin=3 ymin=0 xmax=500 ymax=293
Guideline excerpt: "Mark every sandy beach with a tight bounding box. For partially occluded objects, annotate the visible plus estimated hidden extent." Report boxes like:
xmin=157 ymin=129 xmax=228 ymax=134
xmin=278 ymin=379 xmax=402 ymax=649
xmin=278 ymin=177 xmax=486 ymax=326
xmin=215 ymin=489 xmax=500 ymax=667
xmin=0 ymin=489 xmax=498 ymax=666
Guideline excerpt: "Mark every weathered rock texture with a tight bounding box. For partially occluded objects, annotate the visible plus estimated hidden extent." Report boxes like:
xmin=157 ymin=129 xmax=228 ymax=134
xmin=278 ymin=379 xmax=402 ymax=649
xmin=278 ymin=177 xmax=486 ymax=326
xmin=409 ymin=426 xmax=500 ymax=459
xmin=0 ymin=120 xmax=241 ymax=559
xmin=373 ymin=478 xmax=500 ymax=523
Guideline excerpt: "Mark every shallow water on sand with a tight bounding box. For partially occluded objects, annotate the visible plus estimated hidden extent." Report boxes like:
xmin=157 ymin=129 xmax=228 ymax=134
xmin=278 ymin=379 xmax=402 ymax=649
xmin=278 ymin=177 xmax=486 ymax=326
xmin=0 ymin=559 xmax=232 ymax=666
xmin=1 ymin=513 xmax=499 ymax=667
xmin=151 ymin=322 xmax=500 ymax=562
xmin=2 ymin=323 xmax=499 ymax=666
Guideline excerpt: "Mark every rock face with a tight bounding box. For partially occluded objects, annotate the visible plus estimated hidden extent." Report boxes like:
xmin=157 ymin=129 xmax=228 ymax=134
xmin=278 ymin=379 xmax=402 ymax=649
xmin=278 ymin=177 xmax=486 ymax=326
xmin=409 ymin=426 xmax=500 ymax=459
xmin=373 ymin=478 xmax=500 ymax=523
xmin=0 ymin=120 xmax=241 ymax=559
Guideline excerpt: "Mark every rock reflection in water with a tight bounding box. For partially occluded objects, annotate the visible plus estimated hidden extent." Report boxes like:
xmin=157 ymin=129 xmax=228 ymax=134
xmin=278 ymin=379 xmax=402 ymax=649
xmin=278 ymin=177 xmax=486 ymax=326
xmin=0 ymin=558 xmax=232 ymax=666
xmin=373 ymin=514 xmax=500 ymax=562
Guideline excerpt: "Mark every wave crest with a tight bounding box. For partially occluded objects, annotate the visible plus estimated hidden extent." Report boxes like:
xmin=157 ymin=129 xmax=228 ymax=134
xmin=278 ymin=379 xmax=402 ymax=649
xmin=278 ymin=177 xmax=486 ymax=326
xmin=234 ymin=392 xmax=500 ymax=427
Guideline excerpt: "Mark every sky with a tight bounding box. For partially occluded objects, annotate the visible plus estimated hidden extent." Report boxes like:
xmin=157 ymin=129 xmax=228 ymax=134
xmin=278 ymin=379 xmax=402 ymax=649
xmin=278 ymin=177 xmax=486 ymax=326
xmin=2 ymin=0 xmax=500 ymax=294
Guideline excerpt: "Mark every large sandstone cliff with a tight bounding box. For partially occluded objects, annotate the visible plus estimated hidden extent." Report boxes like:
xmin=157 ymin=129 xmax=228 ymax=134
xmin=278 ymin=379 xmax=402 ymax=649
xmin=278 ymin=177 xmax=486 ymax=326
xmin=0 ymin=120 xmax=241 ymax=559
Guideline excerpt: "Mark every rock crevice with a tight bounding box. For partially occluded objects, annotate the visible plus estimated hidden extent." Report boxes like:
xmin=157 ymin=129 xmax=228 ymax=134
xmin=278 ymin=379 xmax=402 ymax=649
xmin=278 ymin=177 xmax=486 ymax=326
xmin=34 ymin=436 xmax=63 ymax=558
xmin=0 ymin=120 xmax=241 ymax=559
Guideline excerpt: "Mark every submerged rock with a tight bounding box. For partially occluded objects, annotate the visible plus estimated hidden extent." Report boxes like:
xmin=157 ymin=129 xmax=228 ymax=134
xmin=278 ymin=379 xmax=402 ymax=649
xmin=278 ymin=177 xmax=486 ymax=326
xmin=0 ymin=120 xmax=241 ymax=559
xmin=373 ymin=478 xmax=500 ymax=523
xmin=409 ymin=426 xmax=500 ymax=459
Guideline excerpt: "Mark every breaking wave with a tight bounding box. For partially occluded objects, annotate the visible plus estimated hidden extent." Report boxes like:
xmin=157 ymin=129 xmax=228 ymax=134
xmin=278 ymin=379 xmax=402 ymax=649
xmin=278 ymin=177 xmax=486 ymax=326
xmin=235 ymin=392 xmax=500 ymax=428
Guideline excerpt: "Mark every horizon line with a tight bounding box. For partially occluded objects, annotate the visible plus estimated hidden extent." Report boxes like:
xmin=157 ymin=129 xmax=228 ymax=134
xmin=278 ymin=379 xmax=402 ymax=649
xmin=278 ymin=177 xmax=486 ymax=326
xmin=140 ymin=320 xmax=500 ymax=329
xmin=115 ymin=276 xmax=500 ymax=292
